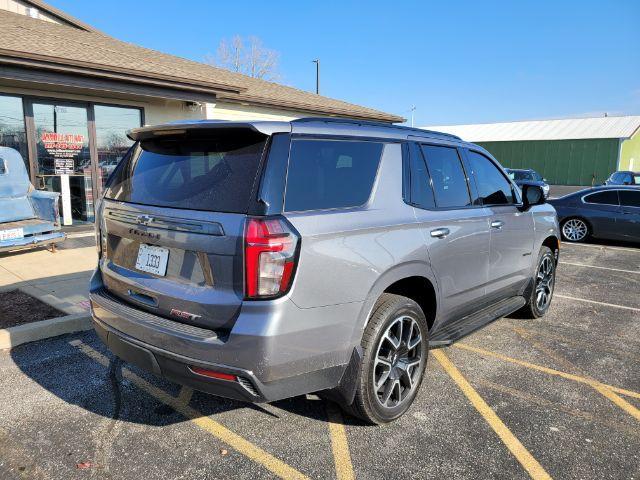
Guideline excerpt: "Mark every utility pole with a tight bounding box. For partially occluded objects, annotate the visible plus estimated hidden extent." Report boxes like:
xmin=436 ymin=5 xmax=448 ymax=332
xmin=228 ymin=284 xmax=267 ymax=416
xmin=312 ymin=59 xmax=320 ymax=94
xmin=409 ymin=105 xmax=416 ymax=127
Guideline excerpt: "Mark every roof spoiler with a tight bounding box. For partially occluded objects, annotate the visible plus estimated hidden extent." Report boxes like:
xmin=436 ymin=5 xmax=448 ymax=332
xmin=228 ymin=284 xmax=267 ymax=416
xmin=127 ymin=120 xmax=291 ymax=142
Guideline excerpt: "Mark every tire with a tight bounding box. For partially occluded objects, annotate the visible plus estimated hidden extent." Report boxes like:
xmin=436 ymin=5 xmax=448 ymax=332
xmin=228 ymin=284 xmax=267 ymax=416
xmin=340 ymin=293 xmax=429 ymax=424
xmin=561 ymin=217 xmax=589 ymax=242
xmin=517 ymin=246 xmax=556 ymax=319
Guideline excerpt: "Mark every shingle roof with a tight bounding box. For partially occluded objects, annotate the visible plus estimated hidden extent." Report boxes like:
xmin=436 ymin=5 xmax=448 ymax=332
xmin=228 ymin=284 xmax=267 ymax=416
xmin=0 ymin=8 xmax=403 ymax=123
xmin=422 ymin=116 xmax=640 ymax=142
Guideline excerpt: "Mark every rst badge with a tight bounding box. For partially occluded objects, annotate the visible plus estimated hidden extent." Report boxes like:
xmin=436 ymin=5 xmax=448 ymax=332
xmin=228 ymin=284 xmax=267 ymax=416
xmin=170 ymin=308 xmax=202 ymax=322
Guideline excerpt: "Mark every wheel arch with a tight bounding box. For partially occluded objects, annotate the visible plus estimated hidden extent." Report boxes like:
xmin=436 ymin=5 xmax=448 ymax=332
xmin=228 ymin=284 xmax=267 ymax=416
xmin=353 ymin=262 xmax=439 ymax=346
xmin=542 ymin=234 xmax=560 ymax=262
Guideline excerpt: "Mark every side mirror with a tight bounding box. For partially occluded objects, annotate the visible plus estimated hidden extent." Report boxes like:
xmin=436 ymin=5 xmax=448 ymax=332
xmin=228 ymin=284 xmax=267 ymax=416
xmin=521 ymin=184 xmax=545 ymax=210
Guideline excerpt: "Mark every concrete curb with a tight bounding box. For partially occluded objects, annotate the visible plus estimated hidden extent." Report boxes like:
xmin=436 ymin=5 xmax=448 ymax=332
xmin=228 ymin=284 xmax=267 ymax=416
xmin=0 ymin=313 xmax=92 ymax=350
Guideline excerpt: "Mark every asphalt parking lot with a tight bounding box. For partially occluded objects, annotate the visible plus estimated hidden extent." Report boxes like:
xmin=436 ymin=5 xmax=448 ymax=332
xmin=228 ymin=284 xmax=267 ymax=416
xmin=1 ymin=240 xmax=638 ymax=480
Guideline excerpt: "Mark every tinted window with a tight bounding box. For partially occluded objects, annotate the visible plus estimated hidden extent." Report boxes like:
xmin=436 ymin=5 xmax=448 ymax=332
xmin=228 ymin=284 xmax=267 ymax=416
xmin=420 ymin=145 xmax=470 ymax=208
xmin=105 ymin=130 xmax=267 ymax=213
xmin=584 ymin=191 xmax=619 ymax=205
xmin=611 ymin=172 xmax=623 ymax=183
xmin=620 ymin=190 xmax=640 ymax=207
xmin=467 ymin=151 xmax=515 ymax=205
xmin=407 ymin=145 xmax=435 ymax=209
xmin=284 ymin=139 xmax=383 ymax=211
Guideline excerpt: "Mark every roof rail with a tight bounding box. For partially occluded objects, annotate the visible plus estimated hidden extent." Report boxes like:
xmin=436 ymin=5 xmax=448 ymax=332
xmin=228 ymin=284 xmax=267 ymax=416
xmin=292 ymin=117 xmax=462 ymax=141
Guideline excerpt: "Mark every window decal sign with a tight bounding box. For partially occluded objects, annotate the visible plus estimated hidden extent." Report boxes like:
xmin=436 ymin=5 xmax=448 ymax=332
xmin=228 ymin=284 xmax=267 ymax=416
xmin=40 ymin=132 xmax=85 ymax=174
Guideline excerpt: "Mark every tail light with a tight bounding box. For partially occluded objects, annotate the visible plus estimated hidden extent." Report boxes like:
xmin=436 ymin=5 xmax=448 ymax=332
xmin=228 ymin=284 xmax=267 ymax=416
xmin=245 ymin=217 xmax=300 ymax=298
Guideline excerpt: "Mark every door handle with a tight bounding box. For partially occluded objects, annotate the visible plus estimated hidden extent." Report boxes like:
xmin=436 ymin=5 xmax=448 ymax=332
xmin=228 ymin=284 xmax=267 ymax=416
xmin=490 ymin=220 xmax=504 ymax=230
xmin=430 ymin=228 xmax=450 ymax=239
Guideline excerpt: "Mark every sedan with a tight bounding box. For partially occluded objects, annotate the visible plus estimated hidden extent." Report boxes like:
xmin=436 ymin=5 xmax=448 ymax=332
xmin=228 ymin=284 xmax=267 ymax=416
xmin=548 ymin=186 xmax=640 ymax=243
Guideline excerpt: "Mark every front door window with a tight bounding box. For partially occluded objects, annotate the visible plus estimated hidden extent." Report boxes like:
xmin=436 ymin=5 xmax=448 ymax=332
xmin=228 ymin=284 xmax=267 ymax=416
xmin=32 ymin=103 xmax=93 ymax=224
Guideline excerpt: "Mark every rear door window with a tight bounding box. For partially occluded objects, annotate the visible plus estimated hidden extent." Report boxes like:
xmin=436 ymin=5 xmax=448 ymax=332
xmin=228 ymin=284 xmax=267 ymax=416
xmin=406 ymin=144 xmax=435 ymax=209
xmin=467 ymin=151 xmax=515 ymax=205
xmin=420 ymin=145 xmax=471 ymax=208
xmin=105 ymin=130 xmax=267 ymax=213
xmin=584 ymin=191 xmax=619 ymax=205
xmin=620 ymin=190 xmax=640 ymax=207
xmin=284 ymin=139 xmax=383 ymax=212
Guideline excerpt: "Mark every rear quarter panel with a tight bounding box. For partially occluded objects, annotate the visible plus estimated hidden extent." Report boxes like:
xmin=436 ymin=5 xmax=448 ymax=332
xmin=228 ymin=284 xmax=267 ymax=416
xmin=284 ymin=143 xmax=427 ymax=308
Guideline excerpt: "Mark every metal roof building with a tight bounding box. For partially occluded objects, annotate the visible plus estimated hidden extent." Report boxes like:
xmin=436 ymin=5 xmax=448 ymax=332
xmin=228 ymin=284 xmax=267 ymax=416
xmin=423 ymin=116 xmax=640 ymax=186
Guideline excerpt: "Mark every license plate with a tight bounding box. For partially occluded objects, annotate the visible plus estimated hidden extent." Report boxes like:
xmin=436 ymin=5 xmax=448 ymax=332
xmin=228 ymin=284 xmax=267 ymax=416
xmin=135 ymin=244 xmax=169 ymax=276
xmin=0 ymin=228 xmax=24 ymax=241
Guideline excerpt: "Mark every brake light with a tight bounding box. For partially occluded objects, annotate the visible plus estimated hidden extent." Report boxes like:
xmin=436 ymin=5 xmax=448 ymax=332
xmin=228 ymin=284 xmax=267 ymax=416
xmin=245 ymin=217 xmax=299 ymax=298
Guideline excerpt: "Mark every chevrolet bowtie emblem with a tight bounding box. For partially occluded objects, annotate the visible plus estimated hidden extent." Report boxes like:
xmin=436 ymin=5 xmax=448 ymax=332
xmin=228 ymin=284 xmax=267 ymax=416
xmin=137 ymin=215 xmax=154 ymax=225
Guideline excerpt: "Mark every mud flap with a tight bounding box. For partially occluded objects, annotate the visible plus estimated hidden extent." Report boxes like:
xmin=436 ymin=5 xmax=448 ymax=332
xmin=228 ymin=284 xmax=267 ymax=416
xmin=317 ymin=346 xmax=362 ymax=405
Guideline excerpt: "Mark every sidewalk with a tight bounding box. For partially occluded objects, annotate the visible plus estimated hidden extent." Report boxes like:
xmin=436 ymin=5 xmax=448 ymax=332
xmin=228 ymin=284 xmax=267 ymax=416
xmin=0 ymin=231 xmax=96 ymax=316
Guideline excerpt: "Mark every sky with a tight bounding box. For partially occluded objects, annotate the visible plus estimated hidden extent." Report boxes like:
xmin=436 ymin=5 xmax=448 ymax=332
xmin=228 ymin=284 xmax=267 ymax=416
xmin=50 ymin=0 xmax=640 ymax=126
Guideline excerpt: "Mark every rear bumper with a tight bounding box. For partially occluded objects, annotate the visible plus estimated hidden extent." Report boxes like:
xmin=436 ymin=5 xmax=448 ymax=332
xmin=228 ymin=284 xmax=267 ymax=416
xmin=89 ymin=269 xmax=359 ymax=402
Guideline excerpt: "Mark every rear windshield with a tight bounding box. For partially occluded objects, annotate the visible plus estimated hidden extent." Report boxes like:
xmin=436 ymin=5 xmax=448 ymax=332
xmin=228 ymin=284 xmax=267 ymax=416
xmin=105 ymin=130 xmax=267 ymax=213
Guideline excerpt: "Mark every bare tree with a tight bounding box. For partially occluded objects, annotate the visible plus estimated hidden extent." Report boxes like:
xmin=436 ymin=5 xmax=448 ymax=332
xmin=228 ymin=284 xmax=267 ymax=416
xmin=206 ymin=35 xmax=280 ymax=81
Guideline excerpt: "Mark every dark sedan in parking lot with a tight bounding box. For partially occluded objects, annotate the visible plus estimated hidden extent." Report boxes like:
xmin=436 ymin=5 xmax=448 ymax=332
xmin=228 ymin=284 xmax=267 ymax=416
xmin=548 ymin=186 xmax=640 ymax=243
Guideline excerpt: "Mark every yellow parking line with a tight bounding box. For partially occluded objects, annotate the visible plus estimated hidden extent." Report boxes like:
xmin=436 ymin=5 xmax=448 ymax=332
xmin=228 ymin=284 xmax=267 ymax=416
xmin=455 ymin=343 xmax=640 ymax=400
xmin=176 ymin=386 xmax=194 ymax=406
xmin=555 ymin=294 xmax=640 ymax=312
xmin=512 ymin=327 xmax=640 ymax=422
xmin=325 ymin=403 xmax=355 ymax=480
xmin=69 ymin=340 xmax=309 ymax=480
xmin=592 ymin=385 xmax=640 ymax=421
xmin=432 ymin=350 xmax=551 ymax=480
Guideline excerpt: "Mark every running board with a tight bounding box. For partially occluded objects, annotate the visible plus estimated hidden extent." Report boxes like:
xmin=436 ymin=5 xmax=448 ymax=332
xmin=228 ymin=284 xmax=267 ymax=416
xmin=429 ymin=296 xmax=526 ymax=348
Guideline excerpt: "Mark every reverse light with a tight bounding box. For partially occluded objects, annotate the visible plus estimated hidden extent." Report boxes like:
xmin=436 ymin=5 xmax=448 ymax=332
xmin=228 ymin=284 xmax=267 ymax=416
xmin=245 ymin=217 xmax=300 ymax=298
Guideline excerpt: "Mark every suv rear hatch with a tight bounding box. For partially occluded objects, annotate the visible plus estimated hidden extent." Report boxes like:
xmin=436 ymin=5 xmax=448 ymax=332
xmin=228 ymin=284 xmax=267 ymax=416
xmin=98 ymin=126 xmax=269 ymax=332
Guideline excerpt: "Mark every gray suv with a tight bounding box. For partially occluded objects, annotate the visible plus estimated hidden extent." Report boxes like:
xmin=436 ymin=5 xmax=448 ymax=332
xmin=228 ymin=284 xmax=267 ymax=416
xmin=90 ymin=118 xmax=559 ymax=424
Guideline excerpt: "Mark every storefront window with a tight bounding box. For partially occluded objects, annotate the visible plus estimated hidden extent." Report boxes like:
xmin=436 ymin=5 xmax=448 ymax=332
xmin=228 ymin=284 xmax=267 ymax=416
xmin=0 ymin=95 xmax=28 ymax=168
xmin=33 ymin=102 xmax=94 ymax=223
xmin=0 ymin=96 xmax=143 ymax=227
xmin=94 ymin=105 xmax=141 ymax=188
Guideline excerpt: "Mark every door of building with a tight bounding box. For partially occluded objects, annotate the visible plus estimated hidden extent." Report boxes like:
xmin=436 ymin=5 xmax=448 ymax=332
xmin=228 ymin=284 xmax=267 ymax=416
xmin=30 ymin=100 xmax=94 ymax=225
